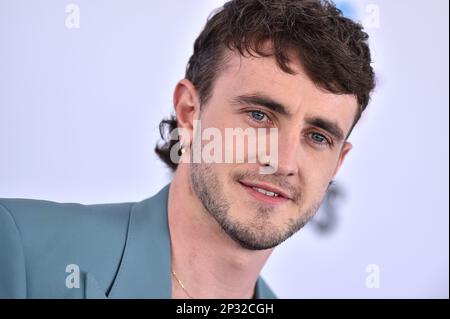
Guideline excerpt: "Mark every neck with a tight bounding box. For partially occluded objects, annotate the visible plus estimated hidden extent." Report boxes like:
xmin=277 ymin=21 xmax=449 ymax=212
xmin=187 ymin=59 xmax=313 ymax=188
xmin=168 ymin=164 xmax=273 ymax=299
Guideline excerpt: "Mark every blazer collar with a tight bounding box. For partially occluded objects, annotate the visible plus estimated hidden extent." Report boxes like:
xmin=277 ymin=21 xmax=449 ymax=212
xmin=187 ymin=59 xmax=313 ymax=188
xmin=85 ymin=183 xmax=274 ymax=299
xmin=106 ymin=184 xmax=172 ymax=298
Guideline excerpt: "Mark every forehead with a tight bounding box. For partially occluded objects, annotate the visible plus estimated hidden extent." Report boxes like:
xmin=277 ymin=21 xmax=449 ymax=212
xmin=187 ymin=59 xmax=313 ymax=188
xmin=212 ymin=50 xmax=358 ymax=133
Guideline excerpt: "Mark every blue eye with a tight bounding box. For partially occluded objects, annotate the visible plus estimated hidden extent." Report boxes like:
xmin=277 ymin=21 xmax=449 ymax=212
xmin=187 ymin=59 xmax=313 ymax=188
xmin=310 ymin=132 xmax=329 ymax=145
xmin=249 ymin=110 xmax=269 ymax=122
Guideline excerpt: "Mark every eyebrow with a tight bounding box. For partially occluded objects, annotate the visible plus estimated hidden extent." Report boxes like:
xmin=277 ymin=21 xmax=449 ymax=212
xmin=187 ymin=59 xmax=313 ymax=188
xmin=305 ymin=116 xmax=345 ymax=142
xmin=231 ymin=92 xmax=346 ymax=142
xmin=231 ymin=93 xmax=292 ymax=116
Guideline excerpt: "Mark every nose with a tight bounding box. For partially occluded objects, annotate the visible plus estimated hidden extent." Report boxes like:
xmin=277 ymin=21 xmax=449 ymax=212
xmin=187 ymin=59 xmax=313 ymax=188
xmin=259 ymin=131 xmax=299 ymax=177
xmin=276 ymin=134 xmax=299 ymax=177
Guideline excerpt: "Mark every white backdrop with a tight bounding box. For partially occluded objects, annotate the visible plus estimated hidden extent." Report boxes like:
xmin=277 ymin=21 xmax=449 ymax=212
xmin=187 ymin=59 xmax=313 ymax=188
xmin=0 ymin=0 xmax=448 ymax=298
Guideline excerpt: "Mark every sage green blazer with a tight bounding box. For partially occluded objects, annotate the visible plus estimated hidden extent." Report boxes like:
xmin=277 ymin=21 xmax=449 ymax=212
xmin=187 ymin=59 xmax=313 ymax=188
xmin=0 ymin=184 xmax=276 ymax=299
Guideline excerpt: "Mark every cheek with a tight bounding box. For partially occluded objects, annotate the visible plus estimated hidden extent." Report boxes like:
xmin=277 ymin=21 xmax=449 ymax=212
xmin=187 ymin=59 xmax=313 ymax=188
xmin=201 ymin=112 xmax=257 ymax=163
xmin=301 ymin=155 xmax=338 ymax=194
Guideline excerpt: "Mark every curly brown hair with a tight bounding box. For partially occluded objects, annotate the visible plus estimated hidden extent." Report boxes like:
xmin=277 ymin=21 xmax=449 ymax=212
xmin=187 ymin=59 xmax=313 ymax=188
xmin=155 ymin=0 xmax=376 ymax=171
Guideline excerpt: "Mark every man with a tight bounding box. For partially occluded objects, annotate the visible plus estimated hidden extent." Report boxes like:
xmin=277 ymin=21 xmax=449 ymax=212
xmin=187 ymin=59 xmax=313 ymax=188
xmin=0 ymin=0 xmax=375 ymax=298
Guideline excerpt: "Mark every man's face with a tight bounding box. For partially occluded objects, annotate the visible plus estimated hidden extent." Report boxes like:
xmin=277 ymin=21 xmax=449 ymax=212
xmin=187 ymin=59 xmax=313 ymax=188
xmin=188 ymin=50 xmax=357 ymax=250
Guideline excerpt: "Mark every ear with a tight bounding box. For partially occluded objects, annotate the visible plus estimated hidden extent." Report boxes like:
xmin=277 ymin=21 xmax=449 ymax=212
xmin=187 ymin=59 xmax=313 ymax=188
xmin=173 ymin=79 xmax=201 ymax=146
xmin=332 ymin=141 xmax=353 ymax=179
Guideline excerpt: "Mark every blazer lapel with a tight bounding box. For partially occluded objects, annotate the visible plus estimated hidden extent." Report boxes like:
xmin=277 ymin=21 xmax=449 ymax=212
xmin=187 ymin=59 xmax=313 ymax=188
xmin=106 ymin=184 xmax=172 ymax=299
xmin=84 ymin=272 xmax=107 ymax=299
xmin=254 ymin=277 xmax=277 ymax=299
xmin=83 ymin=183 xmax=276 ymax=299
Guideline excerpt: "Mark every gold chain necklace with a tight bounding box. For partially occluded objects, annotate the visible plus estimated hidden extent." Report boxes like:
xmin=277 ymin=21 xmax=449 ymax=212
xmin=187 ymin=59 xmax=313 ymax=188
xmin=172 ymin=270 xmax=194 ymax=299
